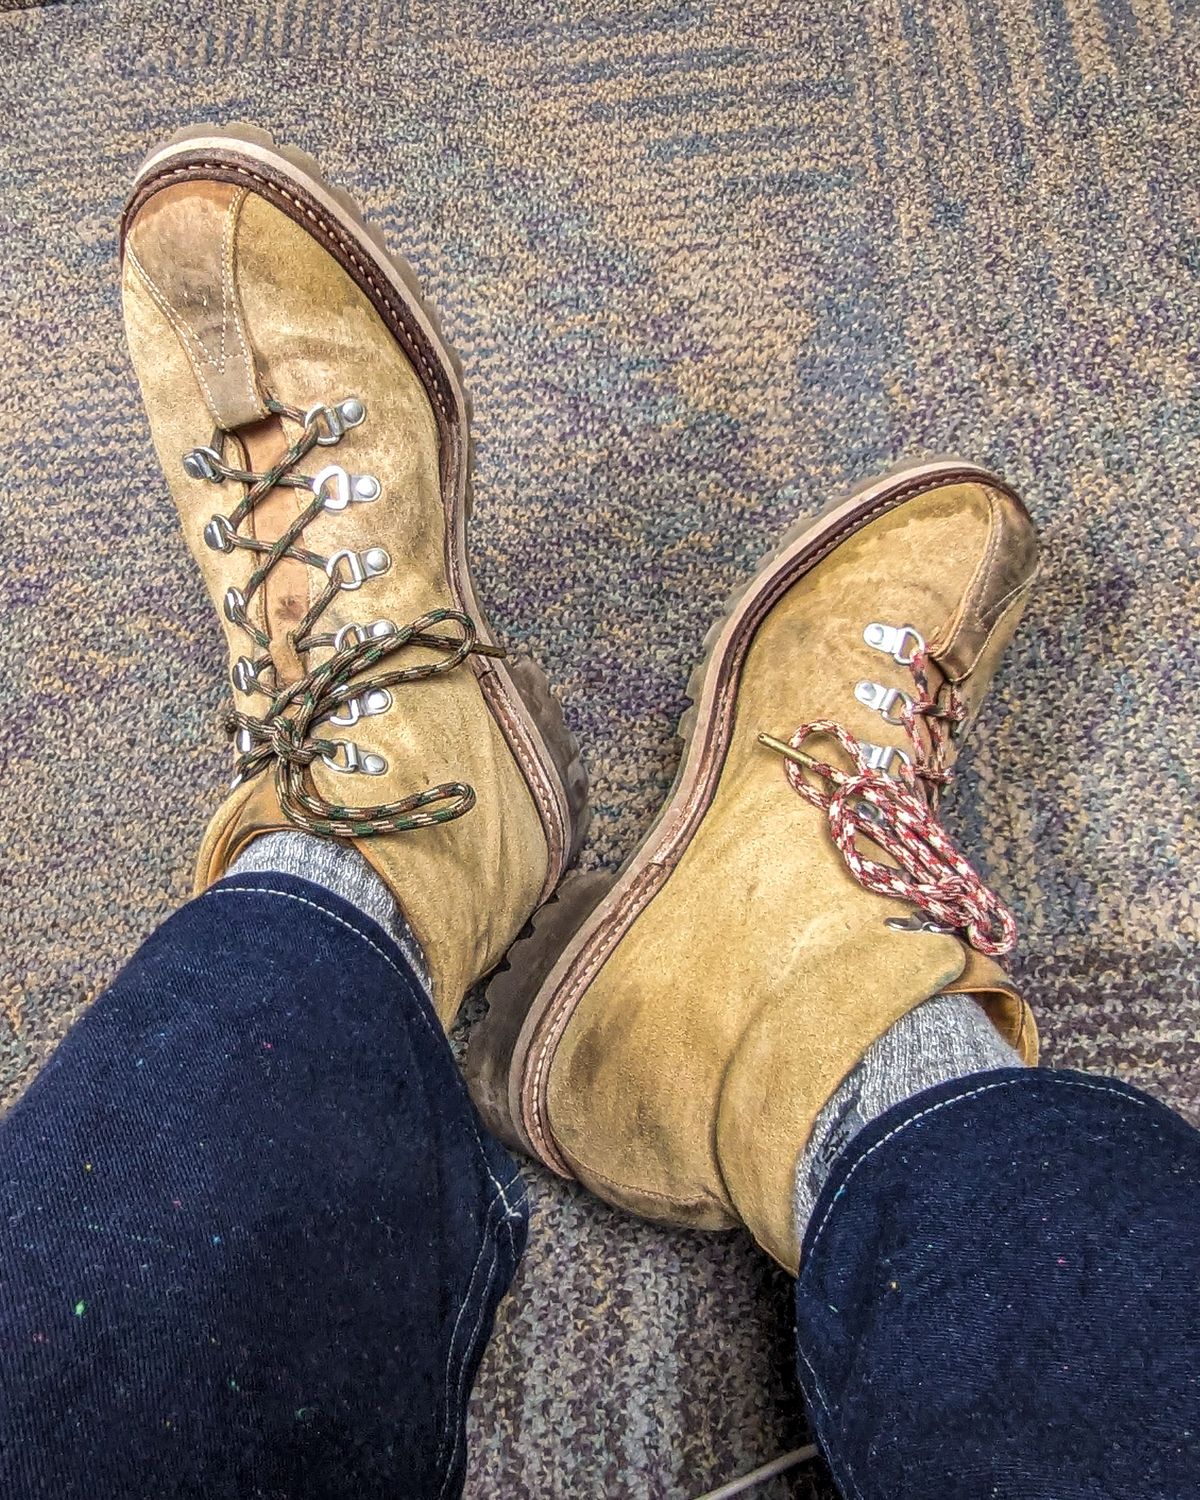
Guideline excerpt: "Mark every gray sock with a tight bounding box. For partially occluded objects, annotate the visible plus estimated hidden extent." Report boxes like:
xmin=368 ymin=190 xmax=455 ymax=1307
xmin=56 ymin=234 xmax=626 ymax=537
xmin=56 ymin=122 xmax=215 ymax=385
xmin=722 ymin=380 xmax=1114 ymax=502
xmin=227 ymin=831 xmax=431 ymax=990
xmin=793 ymin=993 xmax=1025 ymax=1240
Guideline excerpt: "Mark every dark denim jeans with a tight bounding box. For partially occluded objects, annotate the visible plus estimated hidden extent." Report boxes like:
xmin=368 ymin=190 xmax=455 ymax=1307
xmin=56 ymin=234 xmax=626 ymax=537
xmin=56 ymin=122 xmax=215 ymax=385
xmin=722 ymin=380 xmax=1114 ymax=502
xmin=797 ymin=1069 xmax=1200 ymax=1499
xmin=2 ymin=873 xmax=1198 ymax=1497
xmin=0 ymin=875 xmax=526 ymax=1500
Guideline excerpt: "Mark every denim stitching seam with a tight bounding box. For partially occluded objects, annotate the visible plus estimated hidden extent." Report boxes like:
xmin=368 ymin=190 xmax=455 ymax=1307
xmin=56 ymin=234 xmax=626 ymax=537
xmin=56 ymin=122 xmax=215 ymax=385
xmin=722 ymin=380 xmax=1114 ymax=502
xmin=436 ymin=1201 xmax=520 ymax=1498
xmin=794 ymin=1344 xmax=865 ymax=1500
xmin=797 ymin=1075 xmax=1155 ymax=1500
xmin=433 ymin=1192 xmax=508 ymax=1478
xmin=805 ymin=1076 xmax=1151 ymax=1263
xmin=208 ymin=883 xmax=523 ymax=1215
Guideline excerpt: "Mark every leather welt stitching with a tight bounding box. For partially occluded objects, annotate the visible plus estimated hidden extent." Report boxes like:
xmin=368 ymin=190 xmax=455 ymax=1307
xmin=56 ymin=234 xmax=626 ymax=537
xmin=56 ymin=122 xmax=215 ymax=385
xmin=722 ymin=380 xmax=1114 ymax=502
xmin=132 ymin=160 xmax=448 ymax=421
xmin=225 ymin=188 xmax=263 ymax=407
xmin=525 ymin=471 xmax=1015 ymax=1164
xmin=124 ymin=243 xmax=225 ymax=418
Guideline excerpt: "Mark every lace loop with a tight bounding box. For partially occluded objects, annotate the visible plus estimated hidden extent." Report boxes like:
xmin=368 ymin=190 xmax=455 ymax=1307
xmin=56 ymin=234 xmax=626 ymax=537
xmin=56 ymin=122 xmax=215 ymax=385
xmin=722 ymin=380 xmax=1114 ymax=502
xmin=762 ymin=648 xmax=1017 ymax=956
xmin=192 ymin=397 xmax=497 ymax=838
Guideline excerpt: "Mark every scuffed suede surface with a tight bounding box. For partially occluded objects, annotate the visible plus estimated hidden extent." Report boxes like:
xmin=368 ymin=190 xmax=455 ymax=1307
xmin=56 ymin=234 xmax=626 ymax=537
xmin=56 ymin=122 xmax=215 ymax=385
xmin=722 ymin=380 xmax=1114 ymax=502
xmin=798 ymin=1070 xmax=1200 ymax=1500
xmin=547 ymin=480 xmax=1037 ymax=1272
xmin=122 ymin=181 xmax=551 ymax=1015
xmin=1 ymin=3 xmax=1197 ymax=1495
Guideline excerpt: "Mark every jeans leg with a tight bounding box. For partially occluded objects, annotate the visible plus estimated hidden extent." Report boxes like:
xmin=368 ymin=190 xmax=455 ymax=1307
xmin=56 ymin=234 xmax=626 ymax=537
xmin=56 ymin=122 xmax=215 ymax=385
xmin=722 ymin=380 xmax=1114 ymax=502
xmin=796 ymin=1069 xmax=1200 ymax=1500
xmin=0 ymin=872 xmax=526 ymax=1500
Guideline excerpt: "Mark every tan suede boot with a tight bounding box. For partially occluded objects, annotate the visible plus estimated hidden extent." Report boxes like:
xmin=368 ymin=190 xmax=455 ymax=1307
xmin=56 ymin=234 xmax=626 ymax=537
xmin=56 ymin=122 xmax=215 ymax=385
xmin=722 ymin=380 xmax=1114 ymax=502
xmin=120 ymin=127 xmax=586 ymax=1024
xmin=468 ymin=461 xmax=1038 ymax=1270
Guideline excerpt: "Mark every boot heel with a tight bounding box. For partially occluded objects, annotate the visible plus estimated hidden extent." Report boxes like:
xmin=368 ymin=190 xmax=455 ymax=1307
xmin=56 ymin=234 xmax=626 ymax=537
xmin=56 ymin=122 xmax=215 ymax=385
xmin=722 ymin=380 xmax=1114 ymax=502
xmin=467 ymin=871 xmax=614 ymax=1154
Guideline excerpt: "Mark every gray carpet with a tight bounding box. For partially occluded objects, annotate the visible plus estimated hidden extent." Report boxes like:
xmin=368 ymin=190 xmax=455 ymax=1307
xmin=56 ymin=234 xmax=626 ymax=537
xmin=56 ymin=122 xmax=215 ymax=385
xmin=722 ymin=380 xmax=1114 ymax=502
xmin=2 ymin=1 xmax=1198 ymax=1494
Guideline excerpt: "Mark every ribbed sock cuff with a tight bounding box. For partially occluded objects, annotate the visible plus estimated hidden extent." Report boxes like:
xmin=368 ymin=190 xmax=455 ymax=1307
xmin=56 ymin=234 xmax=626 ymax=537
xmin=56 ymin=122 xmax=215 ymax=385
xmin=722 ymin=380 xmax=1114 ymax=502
xmin=793 ymin=992 xmax=1026 ymax=1240
xmin=228 ymin=831 xmax=431 ymax=992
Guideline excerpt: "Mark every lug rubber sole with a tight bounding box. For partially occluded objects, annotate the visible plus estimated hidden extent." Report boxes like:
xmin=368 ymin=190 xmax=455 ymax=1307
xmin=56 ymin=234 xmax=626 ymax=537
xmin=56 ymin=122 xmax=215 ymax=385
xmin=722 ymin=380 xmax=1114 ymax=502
xmin=123 ymin=125 xmax=589 ymax=895
xmin=466 ymin=458 xmax=1024 ymax=1166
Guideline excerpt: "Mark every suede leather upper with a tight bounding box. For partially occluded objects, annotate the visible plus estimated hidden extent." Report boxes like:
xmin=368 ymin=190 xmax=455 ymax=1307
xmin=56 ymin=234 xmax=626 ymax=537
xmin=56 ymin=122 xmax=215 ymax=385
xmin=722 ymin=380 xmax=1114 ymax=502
xmin=544 ymin=481 xmax=1038 ymax=1270
xmin=122 ymin=180 xmax=549 ymax=1023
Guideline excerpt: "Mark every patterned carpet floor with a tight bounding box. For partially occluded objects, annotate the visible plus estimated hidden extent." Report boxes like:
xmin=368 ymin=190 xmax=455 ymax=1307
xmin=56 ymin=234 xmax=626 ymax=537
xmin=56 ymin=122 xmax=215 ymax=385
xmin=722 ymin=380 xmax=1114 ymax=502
xmin=2 ymin=1 xmax=1197 ymax=1495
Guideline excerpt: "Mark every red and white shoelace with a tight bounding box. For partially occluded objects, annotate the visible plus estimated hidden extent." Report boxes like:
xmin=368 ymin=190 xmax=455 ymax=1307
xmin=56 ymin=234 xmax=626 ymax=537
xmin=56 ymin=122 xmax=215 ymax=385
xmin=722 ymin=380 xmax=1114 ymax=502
xmin=768 ymin=646 xmax=1018 ymax=956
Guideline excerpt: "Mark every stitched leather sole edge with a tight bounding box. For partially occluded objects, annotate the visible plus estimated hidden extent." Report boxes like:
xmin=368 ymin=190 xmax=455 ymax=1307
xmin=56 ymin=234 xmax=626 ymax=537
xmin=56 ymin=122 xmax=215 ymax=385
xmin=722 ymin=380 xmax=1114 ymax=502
xmin=468 ymin=459 xmax=1025 ymax=1167
xmin=121 ymin=125 xmax=589 ymax=899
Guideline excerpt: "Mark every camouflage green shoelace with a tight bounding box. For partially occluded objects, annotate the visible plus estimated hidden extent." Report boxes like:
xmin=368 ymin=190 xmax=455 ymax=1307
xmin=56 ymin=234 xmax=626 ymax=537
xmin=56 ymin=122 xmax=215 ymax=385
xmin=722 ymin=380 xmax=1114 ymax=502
xmin=187 ymin=395 xmax=501 ymax=837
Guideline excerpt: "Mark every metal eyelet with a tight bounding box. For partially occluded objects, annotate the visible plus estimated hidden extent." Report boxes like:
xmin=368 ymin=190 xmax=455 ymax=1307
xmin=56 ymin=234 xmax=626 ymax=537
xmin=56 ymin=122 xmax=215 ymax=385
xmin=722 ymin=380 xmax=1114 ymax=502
xmin=231 ymin=656 xmax=259 ymax=693
xmin=854 ymin=680 xmax=913 ymax=725
xmin=886 ymin=914 xmax=956 ymax=935
xmin=326 ymin=547 xmax=391 ymax=591
xmin=310 ymin=464 xmax=382 ymax=512
xmin=863 ymin=623 xmax=925 ymax=664
xmin=860 ymin=741 xmax=912 ymax=775
xmin=329 ymin=687 xmax=393 ymax=727
xmin=234 ymin=727 xmax=255 ymax=755
xmin=333 ymin=618 xmax=397 ymax=652
xmin=305 ymin=397 xmax=367 ymax=446
xmin=223 ymin=586 xmax=246 ymax=623
xmin=183 ymin=446 xmax=223 ymax=481
xmin=203 ymin=514 xmax=235 ymax=553
xmin=321 ymin=740 xmax=388 ymax=775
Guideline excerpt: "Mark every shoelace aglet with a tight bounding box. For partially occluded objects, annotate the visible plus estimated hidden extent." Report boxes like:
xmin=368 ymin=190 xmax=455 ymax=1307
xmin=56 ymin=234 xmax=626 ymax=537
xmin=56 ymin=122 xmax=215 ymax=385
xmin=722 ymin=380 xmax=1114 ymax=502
xmin=411 ymin=631 xmax=506 ymax=661
xmin=760 ymin=730 xmax=882 ymax=821
xmin=757 ymin=731 xmax=820 ymax=771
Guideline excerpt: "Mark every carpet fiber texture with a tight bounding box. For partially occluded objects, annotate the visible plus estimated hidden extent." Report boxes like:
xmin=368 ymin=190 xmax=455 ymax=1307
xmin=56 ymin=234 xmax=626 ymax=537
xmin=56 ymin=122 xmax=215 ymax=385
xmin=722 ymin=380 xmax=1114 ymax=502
xmin=1 ymin=2 xmax=1197 ymax=1495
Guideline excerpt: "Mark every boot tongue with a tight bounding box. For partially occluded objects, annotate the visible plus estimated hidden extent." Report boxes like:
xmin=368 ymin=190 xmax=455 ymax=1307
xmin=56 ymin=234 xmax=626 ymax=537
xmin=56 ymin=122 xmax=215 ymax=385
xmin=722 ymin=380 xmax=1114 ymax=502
xmin=241 ymin=416 xmax=311 ymax=686
xmin=942 ymin=946 xmax=1038 ymax=1065
xmin=195 ymin=771 xmax=294 ymax=891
